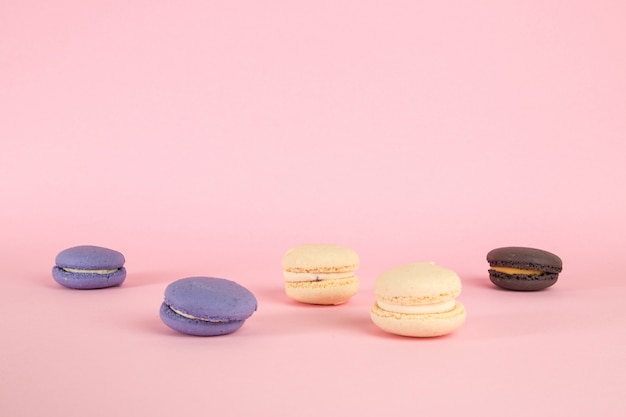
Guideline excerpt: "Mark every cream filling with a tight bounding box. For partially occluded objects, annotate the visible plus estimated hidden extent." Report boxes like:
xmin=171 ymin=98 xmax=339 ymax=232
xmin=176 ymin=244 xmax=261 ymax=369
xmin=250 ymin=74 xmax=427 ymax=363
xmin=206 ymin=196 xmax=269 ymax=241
xmin=62 ymin=267 xmax=119 ymax=274
xmin=490 ymin=266 xmax=543 ymax=275
xmin=170 ymin=307 xmax=226 ymax=323
xmin=283 ymin=271 xmax=355 ymax=282
xmin=376 ymin=299 xmax=456 ymax=314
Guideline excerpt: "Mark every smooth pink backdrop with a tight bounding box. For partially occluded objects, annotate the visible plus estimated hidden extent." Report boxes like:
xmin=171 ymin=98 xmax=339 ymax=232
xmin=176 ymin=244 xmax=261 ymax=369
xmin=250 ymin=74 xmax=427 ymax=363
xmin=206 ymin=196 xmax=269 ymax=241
xmin=1 ymin=1 xmax=625 ymax=416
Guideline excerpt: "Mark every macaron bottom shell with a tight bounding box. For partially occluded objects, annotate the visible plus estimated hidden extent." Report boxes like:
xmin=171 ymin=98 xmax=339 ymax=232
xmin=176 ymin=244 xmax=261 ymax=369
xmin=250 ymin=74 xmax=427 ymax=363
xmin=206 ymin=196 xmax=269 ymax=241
xmin=51 ymin=267 xmax=127 ymax=289
xmin=285 ymin=276 xmax=359 ymax=305
xmin=370 ymin=301 xmax=466 ymax=337
xmin=159 ymin=303 xmax=246 ymax=336
xmin=488 ymin=270 xmax=558 ymax=291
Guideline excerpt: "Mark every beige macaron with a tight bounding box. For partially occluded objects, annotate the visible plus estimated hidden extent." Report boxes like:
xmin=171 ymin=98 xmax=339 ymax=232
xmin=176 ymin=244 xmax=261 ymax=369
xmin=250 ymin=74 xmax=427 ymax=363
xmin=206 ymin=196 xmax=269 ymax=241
xmin=282 ymin=244 xmax=360 ymax=305
xmin=370 ymin=262 xmax=466 ymax=337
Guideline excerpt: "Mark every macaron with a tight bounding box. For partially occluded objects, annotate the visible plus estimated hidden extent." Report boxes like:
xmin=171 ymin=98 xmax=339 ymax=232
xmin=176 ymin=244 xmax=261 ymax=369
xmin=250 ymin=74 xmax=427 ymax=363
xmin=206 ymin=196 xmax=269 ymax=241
xmin=52 ymin=245 xmax=126 ymax=289
xmin=487 ymin=246 xmax=563 ymax=291
xmin=370 ymin=262 xmax=466 ymax=337
xmin=282 ymin=244 xmax=360 ymax=305
xmin=160 ymin=277 xmax=258 ymax=336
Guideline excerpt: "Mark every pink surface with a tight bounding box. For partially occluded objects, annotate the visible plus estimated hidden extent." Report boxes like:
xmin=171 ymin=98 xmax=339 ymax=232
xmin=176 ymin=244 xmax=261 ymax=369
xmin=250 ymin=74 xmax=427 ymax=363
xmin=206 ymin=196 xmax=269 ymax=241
xmin=1 ymin=1 xmax=625 ymax=416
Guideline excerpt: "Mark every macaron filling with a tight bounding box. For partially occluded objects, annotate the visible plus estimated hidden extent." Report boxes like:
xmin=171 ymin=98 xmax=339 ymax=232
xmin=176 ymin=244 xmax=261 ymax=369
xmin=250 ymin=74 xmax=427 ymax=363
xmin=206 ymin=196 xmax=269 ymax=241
xmin=376 ymin=299 xmax=456 ymax=315
xmin=489 ymin=266 xmax=543 ymax=275
xmin=283 ymin=270 xmax=356 ymax=282
xmin=62 ymin=267 xmax=120 ymax=274
xmin=168 ymin=306 xmax=229 ymax=323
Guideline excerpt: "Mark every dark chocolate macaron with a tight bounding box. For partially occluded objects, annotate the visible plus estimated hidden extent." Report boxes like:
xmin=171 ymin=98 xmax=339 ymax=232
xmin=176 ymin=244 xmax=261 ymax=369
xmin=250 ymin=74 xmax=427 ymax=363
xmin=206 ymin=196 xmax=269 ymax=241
xmin=487 ymin=246 xmax=563 ymax=291
xmin=160 ymin=277 xmax=258 ymax=336
xmin=52 ymin=245 xmax=126 ymax=289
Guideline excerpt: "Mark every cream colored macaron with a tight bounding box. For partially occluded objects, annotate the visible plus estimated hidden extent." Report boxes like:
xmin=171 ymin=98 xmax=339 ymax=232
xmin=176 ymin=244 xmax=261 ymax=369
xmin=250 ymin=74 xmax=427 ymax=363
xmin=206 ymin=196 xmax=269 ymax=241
xmin=282 ymin=244 xmax=360 ymax=305
xmin=370 ymin=262 xmax=466 ymax=337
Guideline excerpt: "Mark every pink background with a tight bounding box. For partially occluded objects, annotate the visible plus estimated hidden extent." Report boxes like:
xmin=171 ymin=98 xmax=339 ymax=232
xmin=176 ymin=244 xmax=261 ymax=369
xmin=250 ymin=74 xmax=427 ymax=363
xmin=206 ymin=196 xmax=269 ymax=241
xmin=1 ymin=1 xmax=625 ymax=415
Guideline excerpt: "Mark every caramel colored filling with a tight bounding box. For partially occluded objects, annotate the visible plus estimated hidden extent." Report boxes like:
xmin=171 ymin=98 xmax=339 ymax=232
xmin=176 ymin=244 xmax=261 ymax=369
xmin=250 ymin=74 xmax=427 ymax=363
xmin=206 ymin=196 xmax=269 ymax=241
xmin=491 ymin=266 xmax=542 ymax=275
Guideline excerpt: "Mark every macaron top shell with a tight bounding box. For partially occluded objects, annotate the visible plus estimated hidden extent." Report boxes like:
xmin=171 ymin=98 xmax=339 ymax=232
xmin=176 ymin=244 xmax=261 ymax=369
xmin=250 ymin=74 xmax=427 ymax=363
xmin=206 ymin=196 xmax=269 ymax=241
xmin=55 ymin=245 xmax=125 ymax=270
xmin=375 ymin=262 xmax=462 ymax=304
xmin=282 ymin=244 xmax=359 ymax=273
xmin=487 ymin=247 xmax=562 ymax=273
xmin=164 ymin=277 xmax=257 ymax=321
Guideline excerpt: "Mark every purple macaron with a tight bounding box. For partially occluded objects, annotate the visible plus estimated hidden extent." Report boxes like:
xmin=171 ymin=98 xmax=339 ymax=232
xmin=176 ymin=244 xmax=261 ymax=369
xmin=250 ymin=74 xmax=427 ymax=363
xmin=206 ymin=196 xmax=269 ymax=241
xmin=52 ymin=245 xmax=126 ymax=289
xmin=160 ymin=277 xmax=258 ymax=336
